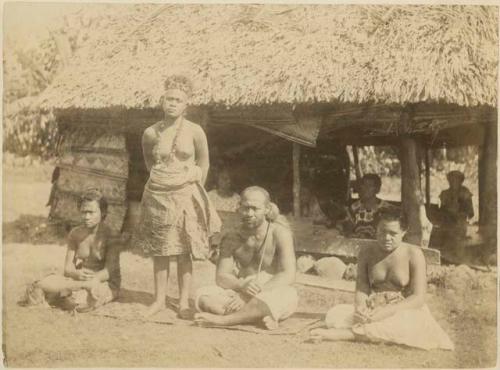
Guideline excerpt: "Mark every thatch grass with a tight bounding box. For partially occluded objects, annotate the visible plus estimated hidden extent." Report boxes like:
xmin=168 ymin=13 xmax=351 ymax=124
xmin=38 ymin=4 xmax=498 ymax=110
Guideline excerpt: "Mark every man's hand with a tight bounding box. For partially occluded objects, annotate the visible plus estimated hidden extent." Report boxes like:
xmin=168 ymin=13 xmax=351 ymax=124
xmin=223 ymin=295 xmax=245 ymax=314
xmin=75 ymin=268 xmax=95 ymax=281
xmin=241 ymin=279 xmax=262 ymax=297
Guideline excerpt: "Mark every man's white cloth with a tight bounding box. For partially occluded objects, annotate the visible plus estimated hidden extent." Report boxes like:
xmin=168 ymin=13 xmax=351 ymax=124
xmin=195 ymin=271 xmax=298 ymax=322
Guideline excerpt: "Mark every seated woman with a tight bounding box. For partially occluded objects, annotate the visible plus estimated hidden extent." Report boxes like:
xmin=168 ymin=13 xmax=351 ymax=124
xmin=207 ymin=168 xmax=240 ymax=264
xmin=24 ymin=188 xmax=121 ymax=312
xmin=208 ymin=168 xmax=240 ymax=213
xmin=310 ymin=208 xmax=454 ymax=350
xmin=337 ymin=174 xmax=396 ymax=239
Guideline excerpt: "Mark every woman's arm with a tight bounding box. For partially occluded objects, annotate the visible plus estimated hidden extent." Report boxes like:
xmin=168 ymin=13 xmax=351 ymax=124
xmin=142 ymin=128 xmax=156 ymax=172
xmin=63 ymin=246 xmax=78 ymax=279
xmin=193 ymin=125 xmax=210 ymax=185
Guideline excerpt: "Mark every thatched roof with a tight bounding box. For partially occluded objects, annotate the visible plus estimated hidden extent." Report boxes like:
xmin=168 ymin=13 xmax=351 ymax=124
xmin=39 ymin=4 xmax=498 ymax=110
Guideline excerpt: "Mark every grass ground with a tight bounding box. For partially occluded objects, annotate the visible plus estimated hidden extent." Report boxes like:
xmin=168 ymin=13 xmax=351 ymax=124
xmin=2 ymin=163 xmax=497 ymax=368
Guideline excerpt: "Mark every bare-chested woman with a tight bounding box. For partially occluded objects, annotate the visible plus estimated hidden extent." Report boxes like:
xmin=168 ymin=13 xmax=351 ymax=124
xmin=194 ymin=186 xmax=298 ymax=329
xmin=26 ymin=189 xmax=120 ymax=312
xmin=134 ymin=75 xmax=220 ymax=318
xmin=310 ymin=208 xmax=454 ymax=350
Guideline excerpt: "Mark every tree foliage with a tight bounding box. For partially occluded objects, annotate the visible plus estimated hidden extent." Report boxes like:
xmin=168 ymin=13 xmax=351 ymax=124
xmin=3 ymin=7 xmax=111 ymax=159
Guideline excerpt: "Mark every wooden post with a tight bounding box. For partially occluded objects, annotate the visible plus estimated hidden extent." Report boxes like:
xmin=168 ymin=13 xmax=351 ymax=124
xmin=425 ymin=146 xmax=431 ymax=206
xmin=398 ymin=109 xmax=430 ymax=246
xmin=293 ymin=143 xmax=301 ymax=217
xmin=352 ymin=145 xmax=363 ymax=180
xmin=478 ymin=120 xmax=497 ymax=250
xmin=400 ymin=137 xmax=423 ymax=245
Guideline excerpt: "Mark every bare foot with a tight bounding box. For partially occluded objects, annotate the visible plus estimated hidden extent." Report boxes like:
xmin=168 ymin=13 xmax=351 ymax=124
xmin=194 ymin=312 xmax=227 ymax=327
xmin=178 ymin=307 xmax=191 ymax=320
xmin=178 ymin=301 xmax=190 ymax=313
xmin=262 ymin=316 xmax=279 ymax=330
xmin=143 ymin=301 xmax=166 ymax=318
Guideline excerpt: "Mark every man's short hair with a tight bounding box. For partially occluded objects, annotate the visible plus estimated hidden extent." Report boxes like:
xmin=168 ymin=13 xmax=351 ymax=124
xmin=78 ymin=188 xmax=108 ymax=220
xmin=362 ymin=173 xmax=382 ymax=193
xmin=240 ymin=186 xmax=271 ymax=204
xmin=375 ymin=207 xmax=408 ymax=231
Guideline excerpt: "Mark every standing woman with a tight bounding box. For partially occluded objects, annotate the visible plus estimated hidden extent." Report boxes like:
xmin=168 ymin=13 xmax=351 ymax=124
xmin=136 ymin=75 xmax=221 ymax=318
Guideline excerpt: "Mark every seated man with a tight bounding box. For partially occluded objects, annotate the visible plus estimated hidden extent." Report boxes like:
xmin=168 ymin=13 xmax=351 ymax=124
xmin=194 ymin=186 xmax=298 ymax=329
xmin=24 ymin=188 xmax=121 ymax=312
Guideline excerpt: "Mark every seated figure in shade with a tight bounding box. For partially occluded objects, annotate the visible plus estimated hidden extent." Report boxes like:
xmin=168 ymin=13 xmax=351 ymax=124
xmin=194 ymin=186 xmax=298 ymax=330
xmin=309 ymin=208 xmax=454 ymax=351
xmin=207 ymin=167 xmax=241 ymax=264
xmin=208 ymin=168 xmax=241 ymax=213
xmin=428 ymin=170 xmax=474 ymax=257
xmin=438 ymin=171 xmax=474 ymax=248
xmin=337 ymin=174 xmax=396 ymax=239
xmin=24 ymin=188 xmax=121 ymax=312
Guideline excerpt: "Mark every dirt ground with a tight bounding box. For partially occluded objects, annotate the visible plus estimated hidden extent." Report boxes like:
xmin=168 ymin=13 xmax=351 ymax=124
xmin=2 ymin=164 xmax=498 ymax=368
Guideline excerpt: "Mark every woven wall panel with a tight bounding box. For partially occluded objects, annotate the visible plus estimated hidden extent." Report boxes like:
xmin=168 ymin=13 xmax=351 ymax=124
xmin=50 ymin=129 xmax=129 ymax=233
xmin=56 ymin=168 xmax=127 ymax=204
xmin=57 ymin=152 xmax=128 ymax=179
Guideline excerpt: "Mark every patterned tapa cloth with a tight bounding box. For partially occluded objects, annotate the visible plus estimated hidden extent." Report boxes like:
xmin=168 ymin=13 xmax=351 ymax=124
xmin=135 ymin=162 xmax=221 ymax=259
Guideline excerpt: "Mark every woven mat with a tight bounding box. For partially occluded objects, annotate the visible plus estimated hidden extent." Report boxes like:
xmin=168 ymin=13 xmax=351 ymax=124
xmin=91 ymin=289 xmax=322 ymax=336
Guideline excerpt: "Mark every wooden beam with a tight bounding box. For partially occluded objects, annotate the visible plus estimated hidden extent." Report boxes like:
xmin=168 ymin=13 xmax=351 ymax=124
xmin=293 ymin=143 xmax=301 ymax=217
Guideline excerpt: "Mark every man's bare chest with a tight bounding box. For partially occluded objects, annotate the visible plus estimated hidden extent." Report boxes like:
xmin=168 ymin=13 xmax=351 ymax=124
xmin=233 ymin=236 xmax=276 ymax=269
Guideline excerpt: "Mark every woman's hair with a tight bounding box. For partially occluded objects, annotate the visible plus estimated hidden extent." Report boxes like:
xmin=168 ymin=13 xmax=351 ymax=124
xmin=362 ymin=173 xmax=382 ymax=193
xmin=446 ymin=170 xmax=465 ymax=185
xmin=376 ymin=207 xmax=408 ymax=231
xmin=163 ymin=74 xmax=193 ymax=97
xmin=77 ymin=187 xmax=108 ymax=220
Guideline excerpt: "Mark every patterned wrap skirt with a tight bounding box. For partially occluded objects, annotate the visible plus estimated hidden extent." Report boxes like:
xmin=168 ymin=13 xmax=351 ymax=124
xmin=134 ymin=165 xmax=221 ymax=259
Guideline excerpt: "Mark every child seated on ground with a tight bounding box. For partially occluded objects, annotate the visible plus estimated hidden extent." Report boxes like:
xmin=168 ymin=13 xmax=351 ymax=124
xmin=23 ymin=188 xmax=121 ymax=312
